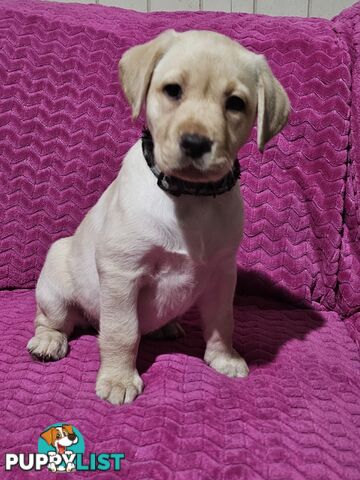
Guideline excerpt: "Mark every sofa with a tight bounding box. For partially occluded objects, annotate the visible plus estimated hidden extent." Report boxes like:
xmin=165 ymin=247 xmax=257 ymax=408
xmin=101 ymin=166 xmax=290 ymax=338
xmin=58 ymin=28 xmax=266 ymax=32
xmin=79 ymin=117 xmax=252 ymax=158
xmin=1 ymin=0 xmax=359 ymax=478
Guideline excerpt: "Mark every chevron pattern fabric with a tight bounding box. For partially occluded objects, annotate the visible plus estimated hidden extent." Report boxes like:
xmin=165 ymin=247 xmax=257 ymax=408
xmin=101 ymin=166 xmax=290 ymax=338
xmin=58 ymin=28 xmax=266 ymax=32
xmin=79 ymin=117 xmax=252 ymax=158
xmin=1 ymin=1 xmax=360 ymax=479
xmin=0 ymin=0 xmax=351 ymax=309
xmin=332 ymin=5 xmax=360 ymax=347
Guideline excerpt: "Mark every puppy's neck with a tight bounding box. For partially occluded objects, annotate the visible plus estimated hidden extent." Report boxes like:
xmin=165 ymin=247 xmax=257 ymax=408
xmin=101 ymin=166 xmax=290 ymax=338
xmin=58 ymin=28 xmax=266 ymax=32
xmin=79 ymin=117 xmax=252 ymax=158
xmin=141 ymin=129 xmax=240 ymax=198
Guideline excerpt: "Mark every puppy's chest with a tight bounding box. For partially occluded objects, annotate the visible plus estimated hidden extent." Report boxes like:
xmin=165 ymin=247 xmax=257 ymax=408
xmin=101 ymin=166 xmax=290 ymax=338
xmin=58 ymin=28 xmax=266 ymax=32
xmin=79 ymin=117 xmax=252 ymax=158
xmin=137 ymin=246 xmax=211 ymax=333
xmin=135 ymin=194 xmax=242 ymax=332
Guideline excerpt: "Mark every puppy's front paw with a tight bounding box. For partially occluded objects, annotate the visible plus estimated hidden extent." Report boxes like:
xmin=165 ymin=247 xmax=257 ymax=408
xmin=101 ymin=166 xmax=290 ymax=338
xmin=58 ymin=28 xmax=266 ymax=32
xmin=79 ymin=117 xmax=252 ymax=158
xmin=96 ymin=369 xmax=143 ymax=405
xmin=206 ymin=349 xmax=249 ymax=378
xmin=27 ymin=331 xmax=68 ymax=361
xmin=48 ymin=463 xmax=57 ymax=472
xmin=66 ymin=463 xmax=76 ymax=472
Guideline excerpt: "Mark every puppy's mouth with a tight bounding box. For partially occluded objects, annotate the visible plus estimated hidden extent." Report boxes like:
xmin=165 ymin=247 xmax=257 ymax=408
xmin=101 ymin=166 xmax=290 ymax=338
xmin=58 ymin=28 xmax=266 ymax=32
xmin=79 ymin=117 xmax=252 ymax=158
xmin=169 ymin=163 xmax=229 ymax=182
xmin=152 ymin=138 xmax=231 ymax=182
xmin=167 ymin=151 xmax=232 ymax=182
xmin=57 ymin=444 xmax=66 ymax=454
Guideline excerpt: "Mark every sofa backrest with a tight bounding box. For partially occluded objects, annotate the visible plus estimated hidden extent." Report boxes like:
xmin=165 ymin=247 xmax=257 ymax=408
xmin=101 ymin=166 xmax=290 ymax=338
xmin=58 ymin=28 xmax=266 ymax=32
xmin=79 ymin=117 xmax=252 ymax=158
xmin=0 ymin=0 xmax=356 ymax=313
xmin=333 ymin=4 xmax=360 ymax=320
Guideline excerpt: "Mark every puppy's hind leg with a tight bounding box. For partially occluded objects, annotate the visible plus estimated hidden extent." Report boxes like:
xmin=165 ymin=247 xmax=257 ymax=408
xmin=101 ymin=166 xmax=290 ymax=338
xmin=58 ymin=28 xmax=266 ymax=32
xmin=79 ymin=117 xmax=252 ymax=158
xmin=28 ymin=306 xmax=70 ymax=361
xmin=27 ymin=238 xmax=75 ymax=361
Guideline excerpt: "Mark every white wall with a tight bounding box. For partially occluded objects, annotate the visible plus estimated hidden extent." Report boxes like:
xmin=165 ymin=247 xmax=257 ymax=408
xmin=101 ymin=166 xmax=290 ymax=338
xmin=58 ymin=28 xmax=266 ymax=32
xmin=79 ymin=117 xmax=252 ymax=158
xmin=49 ymin=0 xmax=356 ymax=19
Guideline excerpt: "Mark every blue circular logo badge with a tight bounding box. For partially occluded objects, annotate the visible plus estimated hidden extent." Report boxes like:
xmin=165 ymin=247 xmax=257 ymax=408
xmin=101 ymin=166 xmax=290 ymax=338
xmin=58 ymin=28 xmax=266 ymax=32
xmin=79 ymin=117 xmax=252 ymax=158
xmin=38 ymin=423 xmax=85 ymax=473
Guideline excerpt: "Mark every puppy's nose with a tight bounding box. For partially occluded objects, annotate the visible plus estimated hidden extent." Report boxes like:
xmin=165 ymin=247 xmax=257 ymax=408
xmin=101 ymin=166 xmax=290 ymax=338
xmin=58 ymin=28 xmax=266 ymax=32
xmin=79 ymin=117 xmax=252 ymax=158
xmin=68 ymin=434 xmax=76 ymax=441
xmin=180 ymin=134 xmax=212 ymax=159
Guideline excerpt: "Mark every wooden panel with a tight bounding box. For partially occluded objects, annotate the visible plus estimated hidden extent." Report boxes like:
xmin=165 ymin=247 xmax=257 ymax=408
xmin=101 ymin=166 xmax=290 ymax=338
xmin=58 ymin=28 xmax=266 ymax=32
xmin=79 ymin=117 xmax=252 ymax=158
xmin=99 ymin=0 xmax=148 ymax=10
xmin=256 ymin=0 xmax=308 ymax=17
xmin=203 ymin=0 xmax=231 ymax=11
xmin=150 ymin=0 xmax=199 ymax=11
xmin=231 ymin=0 xmax=254 ymax=13
xmin=309 ymin=0 xmax=355 ymax=19
xmin=50 ymin=0 xmax=95 ymax=3
xmin=43 ymin=0 xmax=358 ymax=18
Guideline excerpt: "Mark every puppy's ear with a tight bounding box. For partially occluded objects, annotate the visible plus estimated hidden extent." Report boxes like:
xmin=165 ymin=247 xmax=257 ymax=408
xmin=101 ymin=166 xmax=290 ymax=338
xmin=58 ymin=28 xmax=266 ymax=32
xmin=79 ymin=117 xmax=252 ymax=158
xmin=40 ymin=428 xmax=57 ymax=445
xmin=256 ymin=55 xmax=290 ymax=152
xmin=119 ymin=29 xmax=178 ymax=119
xmin=63 ymin=424 xmax=73 ymax=435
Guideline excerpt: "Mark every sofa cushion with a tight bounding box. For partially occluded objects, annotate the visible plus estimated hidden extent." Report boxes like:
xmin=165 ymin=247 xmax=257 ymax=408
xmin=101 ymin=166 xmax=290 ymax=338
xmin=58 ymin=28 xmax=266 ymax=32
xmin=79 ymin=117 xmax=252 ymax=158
xmin=332 ymin=5 xmax=360 ymax=333
xmin=0 ymin=0 xmax=352 ymax=312
xmin=1 ymin=289 xmax=360 ymax=479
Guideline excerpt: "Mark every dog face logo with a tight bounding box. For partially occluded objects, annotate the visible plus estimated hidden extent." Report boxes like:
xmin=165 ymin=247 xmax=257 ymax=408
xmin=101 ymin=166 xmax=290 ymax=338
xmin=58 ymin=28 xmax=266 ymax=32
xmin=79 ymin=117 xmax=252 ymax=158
xmin=6 ymin=422 xmax=124 ymax=473
xmin=38 ymin=423 xmax=84 ymax=472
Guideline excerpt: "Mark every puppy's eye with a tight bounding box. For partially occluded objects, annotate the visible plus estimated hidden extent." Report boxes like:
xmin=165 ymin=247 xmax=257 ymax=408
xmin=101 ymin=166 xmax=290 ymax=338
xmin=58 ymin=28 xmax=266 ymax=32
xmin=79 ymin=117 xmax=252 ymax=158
xmin=226 ymin=96 xmax=246 ymax=112
xmin=56 ymin=433 xmax=61 ymax=438
xmin=163 ymin=83 xmax=182 ymax=100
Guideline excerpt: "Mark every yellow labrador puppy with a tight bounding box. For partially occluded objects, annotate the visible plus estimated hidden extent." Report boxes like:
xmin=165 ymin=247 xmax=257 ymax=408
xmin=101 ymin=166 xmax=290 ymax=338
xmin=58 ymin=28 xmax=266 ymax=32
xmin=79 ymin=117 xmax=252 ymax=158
xmin=27 ymin=30 xmax=289 ymax=404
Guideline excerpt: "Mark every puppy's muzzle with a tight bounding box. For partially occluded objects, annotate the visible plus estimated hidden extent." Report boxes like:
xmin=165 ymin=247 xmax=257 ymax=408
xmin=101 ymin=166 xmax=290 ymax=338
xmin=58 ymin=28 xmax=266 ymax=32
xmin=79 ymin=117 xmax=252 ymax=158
xmin=180 ymin=133 xmax=213 ymax=160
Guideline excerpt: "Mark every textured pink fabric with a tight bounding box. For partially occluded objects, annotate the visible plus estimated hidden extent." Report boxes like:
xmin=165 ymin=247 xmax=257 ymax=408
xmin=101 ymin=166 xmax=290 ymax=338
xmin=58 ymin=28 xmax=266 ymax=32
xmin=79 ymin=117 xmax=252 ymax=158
xmin=1 ymin=1 xmax=360 ymax=479
xmin=1 ymin=290 xmax=360 ymax=479
xmin=332 ymin=5 xmax=360 ymax=343
xmin=0 ymin=0 xmax=352 ymax=312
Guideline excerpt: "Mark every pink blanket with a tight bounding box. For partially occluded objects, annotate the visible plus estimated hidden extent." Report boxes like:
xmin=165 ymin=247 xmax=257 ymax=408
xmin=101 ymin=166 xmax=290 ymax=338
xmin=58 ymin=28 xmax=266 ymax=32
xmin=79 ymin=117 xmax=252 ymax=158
xmin=1 ymin=1 xmax=359 ymax=478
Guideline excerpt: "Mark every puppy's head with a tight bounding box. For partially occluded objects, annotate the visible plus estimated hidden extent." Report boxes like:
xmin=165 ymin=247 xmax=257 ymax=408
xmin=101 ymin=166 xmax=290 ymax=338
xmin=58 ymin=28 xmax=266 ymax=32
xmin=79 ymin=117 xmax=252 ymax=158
xmin=41 ymin=425 xmax=77 ymax=449
xmin=119 ymin=30 xmax=290 ymax=182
